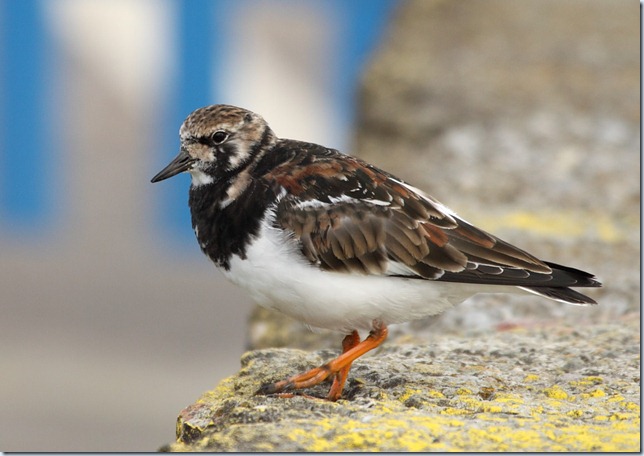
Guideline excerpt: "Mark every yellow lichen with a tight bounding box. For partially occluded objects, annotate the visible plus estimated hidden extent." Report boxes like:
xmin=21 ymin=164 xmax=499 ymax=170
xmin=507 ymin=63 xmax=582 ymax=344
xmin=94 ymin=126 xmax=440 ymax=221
xmin=609 ymin=413 xmax=638 ymax=421
xmin=477 ymin=211 xmax=627 ymax=243
xmin=171 ymin=332 xmax=639 ymax=453
xmin=287 ymin=415 xmax=456 ymax=452
xmin=543 ymin=385 xmax=569 ymax=400
xmin=530 ymin=405 xmax=545 ymax=418
xmin=606 ymin=394 xmax=625 ymax=403
xmin=495 ymin=393 xmax=525 ymax=404
xmin=441 ymin=407 xmax=473 ymax=416
xmin=581 ymin=388 xmax=606 ymax=399
xmin=181 ymin=396 xmax=642 ymax=453
xmin=479 ymin=404 xmax=503 ymax=413
xmin=398 ymin=388 xmax=423 ymax=403
xmin=624 ymin=401 xmax=639 ymax=411
xmin=569 ymin=376 xmax=604 ymax=388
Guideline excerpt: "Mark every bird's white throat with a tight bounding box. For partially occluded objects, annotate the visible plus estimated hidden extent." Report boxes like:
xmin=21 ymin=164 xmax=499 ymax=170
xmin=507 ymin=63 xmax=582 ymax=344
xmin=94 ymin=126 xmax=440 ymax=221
xmin=189 ymin=169 xmax=214 ymax=186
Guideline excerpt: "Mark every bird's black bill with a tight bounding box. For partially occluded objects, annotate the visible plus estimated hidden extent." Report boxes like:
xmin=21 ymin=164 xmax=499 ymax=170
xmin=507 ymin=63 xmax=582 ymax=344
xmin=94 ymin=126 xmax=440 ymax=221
xmin=151 ymin=149 xmax=196 ymax=183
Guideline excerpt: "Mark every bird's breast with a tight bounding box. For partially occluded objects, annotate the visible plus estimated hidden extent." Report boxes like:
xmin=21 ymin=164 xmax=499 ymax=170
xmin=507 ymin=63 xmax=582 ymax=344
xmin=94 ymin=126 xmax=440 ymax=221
xmin=189 ymin=180 xmax=276 ymax=270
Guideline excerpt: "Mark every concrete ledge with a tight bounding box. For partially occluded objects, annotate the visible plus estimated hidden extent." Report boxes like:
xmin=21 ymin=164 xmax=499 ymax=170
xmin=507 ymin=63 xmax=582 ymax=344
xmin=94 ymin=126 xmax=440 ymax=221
xmin=163 ymin=319 xmax=639 ymax=451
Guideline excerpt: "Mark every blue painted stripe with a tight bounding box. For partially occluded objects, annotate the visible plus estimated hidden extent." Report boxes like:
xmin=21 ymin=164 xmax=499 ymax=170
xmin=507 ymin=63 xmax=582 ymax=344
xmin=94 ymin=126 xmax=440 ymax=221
xmin=336 ymin=0 xmax=399 ymax=126
xmin=0 ymin=0 xmax=52 ymax=232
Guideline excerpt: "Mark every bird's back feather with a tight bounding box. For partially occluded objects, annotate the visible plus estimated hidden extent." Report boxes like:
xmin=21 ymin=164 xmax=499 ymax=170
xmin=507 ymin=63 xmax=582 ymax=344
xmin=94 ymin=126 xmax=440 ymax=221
xmin=261 ymin=140 xmax=600 ymax=305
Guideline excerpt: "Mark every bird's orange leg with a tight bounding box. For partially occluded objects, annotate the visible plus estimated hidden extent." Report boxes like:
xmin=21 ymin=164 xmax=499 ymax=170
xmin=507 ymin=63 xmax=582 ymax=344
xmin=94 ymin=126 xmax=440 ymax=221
xmin=327 ymin=330 xmax=362 ymax=401
xmin=257 ymin=321 xmax=388 ymax=401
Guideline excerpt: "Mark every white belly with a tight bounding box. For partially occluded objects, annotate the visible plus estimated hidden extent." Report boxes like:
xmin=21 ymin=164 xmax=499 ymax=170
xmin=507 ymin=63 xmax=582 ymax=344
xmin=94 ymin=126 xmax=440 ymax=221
xmin=221 ymin=218 xmax=509 ymax=333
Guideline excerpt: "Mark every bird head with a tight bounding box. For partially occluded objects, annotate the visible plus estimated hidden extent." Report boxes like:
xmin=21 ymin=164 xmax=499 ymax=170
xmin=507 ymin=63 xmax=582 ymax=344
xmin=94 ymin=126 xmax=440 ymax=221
xmin=151 ymin=104 xmax=276 ymax=185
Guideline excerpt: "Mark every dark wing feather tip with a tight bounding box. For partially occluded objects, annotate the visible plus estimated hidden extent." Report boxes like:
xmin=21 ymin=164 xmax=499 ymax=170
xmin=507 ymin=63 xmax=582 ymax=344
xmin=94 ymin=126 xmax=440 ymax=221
xmin=543 ymin=261 xmax=602 ymax=288
xmin=521 ymin=286 xmax=598 ymax=305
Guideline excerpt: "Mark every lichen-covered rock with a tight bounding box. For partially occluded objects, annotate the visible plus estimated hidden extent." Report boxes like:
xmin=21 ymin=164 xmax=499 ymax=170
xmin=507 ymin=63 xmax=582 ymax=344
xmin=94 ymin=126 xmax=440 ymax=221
xmin=164 ymin=320 xmax=639 ymax=452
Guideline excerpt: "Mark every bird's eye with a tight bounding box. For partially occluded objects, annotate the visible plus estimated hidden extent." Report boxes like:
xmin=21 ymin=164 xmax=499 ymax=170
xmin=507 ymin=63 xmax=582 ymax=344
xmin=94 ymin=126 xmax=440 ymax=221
xmin=211 ymin=131 xmax=228 ymax=145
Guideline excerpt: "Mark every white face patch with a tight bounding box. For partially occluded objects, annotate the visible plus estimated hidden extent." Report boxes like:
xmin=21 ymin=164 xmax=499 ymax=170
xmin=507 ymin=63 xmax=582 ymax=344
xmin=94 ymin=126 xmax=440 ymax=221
xmin=225 ymin=139 xmax=252 ymax=171
xmin=189 ymin=169 xmax=214 ymax=186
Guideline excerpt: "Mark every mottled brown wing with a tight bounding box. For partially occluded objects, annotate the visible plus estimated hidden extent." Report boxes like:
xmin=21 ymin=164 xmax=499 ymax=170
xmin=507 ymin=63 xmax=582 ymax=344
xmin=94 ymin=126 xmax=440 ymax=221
xmin=275 ymin=200 xmax=391 ymax=275
xmin=266 ymin=147 xmax=554 ymax=282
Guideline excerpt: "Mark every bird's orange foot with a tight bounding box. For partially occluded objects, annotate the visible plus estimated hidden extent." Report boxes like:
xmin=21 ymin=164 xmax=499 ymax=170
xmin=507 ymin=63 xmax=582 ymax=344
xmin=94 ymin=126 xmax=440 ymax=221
xmin=256 ymin=322 xmax=387 ymax=401
xmin=255 ymin=365 xmax=334 ymax=400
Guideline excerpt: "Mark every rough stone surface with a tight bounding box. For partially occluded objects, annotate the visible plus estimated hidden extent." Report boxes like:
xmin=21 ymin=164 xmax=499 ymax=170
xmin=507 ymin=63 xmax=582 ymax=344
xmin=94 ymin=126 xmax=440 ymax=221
xmin=164 ymin=319 xmax=639 ymax=452
xmin=163 ymin=0 xmax=639 ymax=451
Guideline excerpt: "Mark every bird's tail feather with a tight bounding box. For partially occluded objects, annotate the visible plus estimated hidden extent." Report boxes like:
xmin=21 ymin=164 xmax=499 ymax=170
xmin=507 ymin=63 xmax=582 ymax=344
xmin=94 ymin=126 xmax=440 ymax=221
xmin=519 ymin=286 xmax=597 ymax=305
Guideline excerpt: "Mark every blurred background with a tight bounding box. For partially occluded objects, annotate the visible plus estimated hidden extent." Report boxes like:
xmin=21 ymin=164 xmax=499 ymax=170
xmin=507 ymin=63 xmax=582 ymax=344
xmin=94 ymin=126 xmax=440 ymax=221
xmin=0 ymin=0 xmax=397 ymax=451
xmin=1 ymin=0 xmax=638 ymax=452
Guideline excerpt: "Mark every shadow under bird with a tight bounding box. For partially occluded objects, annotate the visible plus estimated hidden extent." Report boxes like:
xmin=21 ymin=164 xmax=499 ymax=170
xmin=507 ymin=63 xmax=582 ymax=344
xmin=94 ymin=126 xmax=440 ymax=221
xmin=151 ymin=104 xmax=601 ymax=401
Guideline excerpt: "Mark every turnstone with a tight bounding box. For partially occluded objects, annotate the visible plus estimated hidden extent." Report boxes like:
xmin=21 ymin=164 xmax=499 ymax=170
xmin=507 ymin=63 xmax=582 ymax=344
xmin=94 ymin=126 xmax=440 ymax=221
xmin=151 ymin=104 xmax=601 ymax=401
